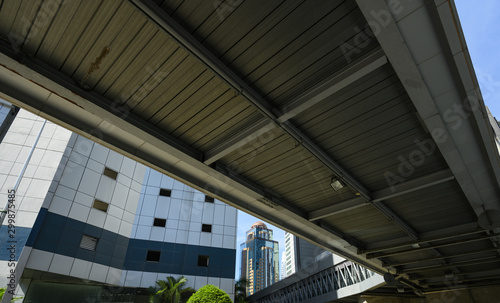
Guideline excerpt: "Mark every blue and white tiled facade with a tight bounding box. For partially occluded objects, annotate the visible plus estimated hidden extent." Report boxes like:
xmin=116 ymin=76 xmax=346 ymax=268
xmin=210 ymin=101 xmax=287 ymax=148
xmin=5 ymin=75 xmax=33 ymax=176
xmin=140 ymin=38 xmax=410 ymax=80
xmin=126 ymin=169 xmax=237 ymax=291
xmin=0 ymin=107 xmax=237 ymax=301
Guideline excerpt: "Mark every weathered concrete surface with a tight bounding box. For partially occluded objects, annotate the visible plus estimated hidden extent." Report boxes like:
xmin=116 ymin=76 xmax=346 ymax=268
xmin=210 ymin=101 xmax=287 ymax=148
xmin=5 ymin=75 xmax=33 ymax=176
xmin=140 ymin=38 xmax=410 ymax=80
xmin=359 ymin=285 xmax=500 ymax=303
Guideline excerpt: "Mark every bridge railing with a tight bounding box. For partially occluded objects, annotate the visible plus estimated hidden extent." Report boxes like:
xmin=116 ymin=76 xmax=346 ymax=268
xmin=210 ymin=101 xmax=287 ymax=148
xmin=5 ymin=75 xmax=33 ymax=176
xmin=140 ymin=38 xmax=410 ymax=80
xmin=251 ymin=260 xmax=381 ymax=303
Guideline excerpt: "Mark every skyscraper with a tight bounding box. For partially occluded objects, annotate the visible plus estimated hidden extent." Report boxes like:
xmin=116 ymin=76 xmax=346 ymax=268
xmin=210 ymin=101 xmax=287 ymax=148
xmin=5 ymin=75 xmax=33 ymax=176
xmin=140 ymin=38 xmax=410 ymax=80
xmin=240 ymin=221 xmax=279 ymax=295
xmin=284 ymin=231 xmax=324 ymax=277
xmin=280 ymin=251 xmax=286 ymax=280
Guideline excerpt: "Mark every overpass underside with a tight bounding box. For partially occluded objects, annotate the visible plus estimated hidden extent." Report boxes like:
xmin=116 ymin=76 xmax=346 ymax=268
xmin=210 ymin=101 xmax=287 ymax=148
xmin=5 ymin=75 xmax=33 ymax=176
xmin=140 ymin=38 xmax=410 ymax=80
xmin=0 ymin=0 xmax=500 ymax=296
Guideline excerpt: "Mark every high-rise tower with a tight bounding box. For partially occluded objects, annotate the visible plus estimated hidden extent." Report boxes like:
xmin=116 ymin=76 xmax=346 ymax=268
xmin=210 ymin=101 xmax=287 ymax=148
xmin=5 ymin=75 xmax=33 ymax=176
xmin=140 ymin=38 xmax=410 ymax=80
xmin=240 ymin=221 xmax=279 ymax=295
xmin=284 ymin=231 xmax=324 ymax=278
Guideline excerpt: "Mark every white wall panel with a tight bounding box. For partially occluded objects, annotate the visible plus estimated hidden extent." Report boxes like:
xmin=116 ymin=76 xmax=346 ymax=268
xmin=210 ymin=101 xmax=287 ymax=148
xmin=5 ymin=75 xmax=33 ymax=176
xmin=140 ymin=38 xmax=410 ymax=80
xmin=68 ymin=202 xmax=90 ymax=222
xmin=106 ymin=267 xmax=122 ymax=285
xmin=59 ymin=163 xmax=84 ymax=190
xmin=54 ymin=184 xmax=76 ymax=201
xmin=120 ymin=156 xmax=136 ymax=178
xmin=78 ymin=169 xmax=100 ymax=197
xmin=70 ymin=259 xmax=93 ymax=280
xmin=220 ymin=278 xmax=235 ymax=297
xmin=49 ymin=254 xmax=74 ymax=276
xmin=194 ymin=276 xmax=208 ymax=290
xmin=119 ymin=220 xmax=133 ymax=237
xmin=87 ymin=208 xmax=106 ymax=228
xmin=89 ymin=263 xmax=109 ymax=283
xmin=108 ymin=204 xmax=124 ymax=220
xmin=86 ymin=159 xmax=104 ymax=174
xmin=104 ymin=215 xmax=121 ymax=234
xmin=89 ymin=143 xmax=109 ymax=164
xmin=135 ymin=226 xmax=151 ymax=240
xmin=187 ymin=231 xmax=200 ymax=245
xmin=141 ymin=272 xmax=158 ymax=288
xmin=48 ymin=196 xmax=72 ymax=217
xmin=26 ymin=249 xmax=53 ymax=272
xmin=150 ymin=226 xmax=165 ymax=241
xmin=105 ymin=150 xmax=124 ymax=172
xmin=74 ymin=191 xmax=93 ymax=208
xmin=124 ymin=271 xmax=142 ymax=287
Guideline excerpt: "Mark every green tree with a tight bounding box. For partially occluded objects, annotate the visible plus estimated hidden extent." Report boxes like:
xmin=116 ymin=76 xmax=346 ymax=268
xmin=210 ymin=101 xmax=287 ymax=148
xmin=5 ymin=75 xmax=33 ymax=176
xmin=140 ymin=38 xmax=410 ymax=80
xmin=149 ymin=276 xmax=195 ymax=303
xmin=186 ymin=284 xmax=231 ymax=303
xmin=0 ymin=287 xmax=22 ymax=302
xmin=234 ymin=278 xmax=249 ymax=303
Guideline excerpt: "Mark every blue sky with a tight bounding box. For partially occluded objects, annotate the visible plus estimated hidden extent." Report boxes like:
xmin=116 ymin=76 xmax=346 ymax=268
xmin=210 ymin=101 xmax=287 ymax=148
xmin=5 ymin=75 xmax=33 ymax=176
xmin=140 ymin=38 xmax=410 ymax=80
xmin=455 ymin=0 xmax=500 ymax=118
xmin=234 ymin=2 xmax=500 ymax=280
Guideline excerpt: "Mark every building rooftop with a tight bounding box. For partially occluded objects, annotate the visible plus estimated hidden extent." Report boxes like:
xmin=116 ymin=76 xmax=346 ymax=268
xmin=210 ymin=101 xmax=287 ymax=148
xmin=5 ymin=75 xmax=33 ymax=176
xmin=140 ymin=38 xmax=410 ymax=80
xmin=251 ymin=221 xmax=268 ymax=229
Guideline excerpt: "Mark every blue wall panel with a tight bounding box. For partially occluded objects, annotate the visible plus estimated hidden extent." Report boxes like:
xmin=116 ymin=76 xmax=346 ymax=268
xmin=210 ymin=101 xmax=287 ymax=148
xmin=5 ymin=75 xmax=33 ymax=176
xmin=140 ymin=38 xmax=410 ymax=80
xmin=30 ymin=209 xmax=236 ymax=279
xmin=0 ymin=225 xmax=31 ymax=261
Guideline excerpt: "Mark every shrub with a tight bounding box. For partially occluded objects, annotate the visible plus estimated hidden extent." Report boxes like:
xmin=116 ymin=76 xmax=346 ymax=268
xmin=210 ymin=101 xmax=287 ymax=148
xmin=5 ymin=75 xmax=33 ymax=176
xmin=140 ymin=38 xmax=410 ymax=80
xmin=0 ymin=287 xmax=22 ymax=302
xmin=186 ymin=285 xmax=232 ymax=303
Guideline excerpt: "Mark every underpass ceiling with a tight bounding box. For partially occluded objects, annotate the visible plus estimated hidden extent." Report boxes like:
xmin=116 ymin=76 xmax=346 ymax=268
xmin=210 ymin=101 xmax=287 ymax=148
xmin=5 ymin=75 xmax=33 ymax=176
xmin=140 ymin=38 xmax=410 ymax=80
xmin=0 ymin=0 xmax=499 ymax=293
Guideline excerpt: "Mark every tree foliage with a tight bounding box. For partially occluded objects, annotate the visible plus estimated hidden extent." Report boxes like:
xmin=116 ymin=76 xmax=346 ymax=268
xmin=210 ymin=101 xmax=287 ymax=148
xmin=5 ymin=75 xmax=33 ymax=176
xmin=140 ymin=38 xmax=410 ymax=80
xmin=149 ymin=276 xmax=195 ymax=303
xmin=186 ymin=284 xmax=232 ymax=303
xmin=234 ymin=278 xmax=249 ymax=303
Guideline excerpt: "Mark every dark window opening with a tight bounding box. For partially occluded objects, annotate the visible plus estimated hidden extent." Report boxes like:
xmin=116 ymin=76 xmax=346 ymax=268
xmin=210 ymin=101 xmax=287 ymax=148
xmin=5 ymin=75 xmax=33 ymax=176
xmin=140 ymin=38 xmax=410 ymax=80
xmin=103 ymin=167 xmax=118 ymax=180
xmin=92 ymin=199 xmax=109 ymax=212
xmin=146 ymin=250 xmax=161 ymax=262
xmin=201 ymin=224 xmax=212 ymax=233
xmin=159 ymin=188 xmax=172 ymax=197
xmin=153 ymin=218 xmax=167 ymax=227
xmin=198 ymin=255 xmax=209 ymax=267
xmin=204 ymin=195 xmax=214 ymax=203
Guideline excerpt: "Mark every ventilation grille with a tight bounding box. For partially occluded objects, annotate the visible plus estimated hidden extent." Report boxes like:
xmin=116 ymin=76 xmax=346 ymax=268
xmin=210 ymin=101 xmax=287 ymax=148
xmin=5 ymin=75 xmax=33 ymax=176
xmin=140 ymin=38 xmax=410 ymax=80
xmin=80 ymin=235 xmax=98 ymax=251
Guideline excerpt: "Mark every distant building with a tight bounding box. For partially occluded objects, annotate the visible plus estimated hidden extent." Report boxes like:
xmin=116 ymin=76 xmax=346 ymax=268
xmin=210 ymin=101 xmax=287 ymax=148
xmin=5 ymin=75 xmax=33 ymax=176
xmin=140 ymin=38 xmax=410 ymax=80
xmin=240 ymin=221 xmax=279 ymax=295
xmin=284 ymin=232 xmax=296 ymax=277
xmin=284 ymin=231 xmax=324 ymax=277
xmin=280 ymin=251 xmax=286 ymax=280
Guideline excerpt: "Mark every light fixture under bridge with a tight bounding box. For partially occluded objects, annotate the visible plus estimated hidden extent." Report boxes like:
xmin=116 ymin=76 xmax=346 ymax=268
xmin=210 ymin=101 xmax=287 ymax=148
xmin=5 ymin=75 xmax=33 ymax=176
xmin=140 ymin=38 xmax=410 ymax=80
xmin=330 ymin=177 xmax=346 ymax=191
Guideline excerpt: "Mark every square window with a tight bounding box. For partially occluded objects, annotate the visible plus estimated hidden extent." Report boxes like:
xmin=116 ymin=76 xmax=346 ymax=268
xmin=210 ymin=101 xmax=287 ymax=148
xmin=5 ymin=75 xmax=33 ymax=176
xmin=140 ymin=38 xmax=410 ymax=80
xmin=80 ymin=235 xmax=98 ymax=251
xmin=153 ymin=218 xmax=167 ymax=227
xmin=92 ymin=199 xmax=109 ymax=212
xmin=198 ymin=255 xmax=209 ymax=267
xmin=159 ymin=188 xmax=172 ymax=197
xmin=103 ymin=167 xmax=118 ymax=180
xmin=204 ymin=195 xmax=214 ymax=203
xmin=146 ymin=250 xmax=161 ymax=262
xmin=201 ymin=224 xmax=212 ymax=233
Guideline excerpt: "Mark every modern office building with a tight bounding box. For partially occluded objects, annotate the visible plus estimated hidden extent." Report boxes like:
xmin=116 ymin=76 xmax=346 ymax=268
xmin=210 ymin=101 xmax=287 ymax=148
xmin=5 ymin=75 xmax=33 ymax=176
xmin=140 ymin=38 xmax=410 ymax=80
xmin=0 ymin=106 xmax=237 ymax=302
xmin=283 ymin=231 xmax=325 ymax=278
xmin=283 ymin=232 xmax=296 ymax=278
xmin=280 ymin=251 xmax=286 ymax=280
xmin=240 ymin=221 xmax=279 ymax=296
